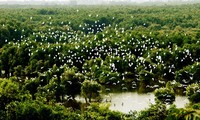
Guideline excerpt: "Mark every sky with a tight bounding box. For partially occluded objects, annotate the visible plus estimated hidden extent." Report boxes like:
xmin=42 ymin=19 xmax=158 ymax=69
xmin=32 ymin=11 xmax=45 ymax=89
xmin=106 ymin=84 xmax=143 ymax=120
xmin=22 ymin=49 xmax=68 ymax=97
xmin=0 ymin=0 xmax=191 ymax=2
xmin=0 ymin=0 xmax=199 ymax=4
xmin=0 ymin=0 xmax=197 ymax=1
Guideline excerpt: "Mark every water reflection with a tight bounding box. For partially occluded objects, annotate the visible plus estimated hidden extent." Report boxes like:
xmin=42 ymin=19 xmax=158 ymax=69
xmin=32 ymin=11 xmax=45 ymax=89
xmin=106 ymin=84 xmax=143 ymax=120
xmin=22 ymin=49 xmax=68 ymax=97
xmin=105 ymin=92 xmax=189 ymax=113
xmin=76 ymin=92 xmax=189 ymax=113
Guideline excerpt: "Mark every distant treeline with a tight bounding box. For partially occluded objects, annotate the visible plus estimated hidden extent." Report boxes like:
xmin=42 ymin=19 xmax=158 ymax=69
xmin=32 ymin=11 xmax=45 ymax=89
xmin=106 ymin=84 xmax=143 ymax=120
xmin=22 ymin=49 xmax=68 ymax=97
xmin=1 ymin=0 xmax=200 ymax=5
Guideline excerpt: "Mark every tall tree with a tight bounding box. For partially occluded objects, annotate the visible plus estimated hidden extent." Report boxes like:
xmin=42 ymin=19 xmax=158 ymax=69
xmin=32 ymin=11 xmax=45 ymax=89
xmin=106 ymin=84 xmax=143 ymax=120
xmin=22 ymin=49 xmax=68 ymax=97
xmin=81 ymin=80 xmax=101 ymax=103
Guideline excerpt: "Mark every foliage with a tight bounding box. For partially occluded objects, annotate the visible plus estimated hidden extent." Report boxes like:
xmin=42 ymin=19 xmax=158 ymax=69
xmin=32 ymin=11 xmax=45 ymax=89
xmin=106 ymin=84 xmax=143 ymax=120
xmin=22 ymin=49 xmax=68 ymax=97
xmin=0 ymin=79 xmax=20 ymax=110
xmin=186 ymin=83 xmax=200 ymax=103
xmin=5 ymin=100 xmax=81 ymax=120
xmin=167 ymin=105 xmax=200 ymax=120
xmin=136 ymin=101 xmax=167 ymax=120
xmin=154 ymin=87 xmax=175 ymax=104
xmin=61 ymin=68 xmax=84 ymax=99
xmin=0 ymin=4 xmax=200 ymax=119
xmin=81 ymin=80 xmax=102 ymax=103
xmin=81 ymin=80 xmax=101 ymax=103
xmin=82 ymin=103 xmax=123 ymax=120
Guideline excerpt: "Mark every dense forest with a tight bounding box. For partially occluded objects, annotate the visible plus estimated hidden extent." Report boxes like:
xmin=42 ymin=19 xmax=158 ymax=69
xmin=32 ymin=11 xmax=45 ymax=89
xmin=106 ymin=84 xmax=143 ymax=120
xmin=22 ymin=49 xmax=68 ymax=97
xmin=0 ymin=3 xmax=200 ymax=120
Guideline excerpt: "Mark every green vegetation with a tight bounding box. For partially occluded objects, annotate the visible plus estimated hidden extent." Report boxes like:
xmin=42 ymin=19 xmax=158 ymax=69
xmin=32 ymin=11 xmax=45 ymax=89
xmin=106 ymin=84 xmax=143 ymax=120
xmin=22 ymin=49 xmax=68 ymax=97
xmin=81 ymin=80 xmax=101 ymax=103
xmin=154 ymin=87 xmax=175 ymax=104
xmin=0 ymin=3 xmax=200 ymax=119
xmin=186 ymin=83 xmax=200 ymax=104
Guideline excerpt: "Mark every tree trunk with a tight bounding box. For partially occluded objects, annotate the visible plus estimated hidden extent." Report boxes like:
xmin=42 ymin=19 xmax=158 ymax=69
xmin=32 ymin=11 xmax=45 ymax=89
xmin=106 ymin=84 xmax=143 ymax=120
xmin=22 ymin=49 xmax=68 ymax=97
xmin=89 ymin=93 xmax=92 ymax=103
xmin=56 ymin=94 xmax=61 ymax=102
xmin=85 ymin=97 xmax=88 ymax=104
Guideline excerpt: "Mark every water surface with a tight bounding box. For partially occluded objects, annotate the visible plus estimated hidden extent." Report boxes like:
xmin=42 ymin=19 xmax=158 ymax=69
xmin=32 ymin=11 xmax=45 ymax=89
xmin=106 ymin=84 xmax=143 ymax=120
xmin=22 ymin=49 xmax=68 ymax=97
xmin=104 ymin=92 xmax=189 ymax=113
xmin=76 ymin=92 xmax=189 ymax=113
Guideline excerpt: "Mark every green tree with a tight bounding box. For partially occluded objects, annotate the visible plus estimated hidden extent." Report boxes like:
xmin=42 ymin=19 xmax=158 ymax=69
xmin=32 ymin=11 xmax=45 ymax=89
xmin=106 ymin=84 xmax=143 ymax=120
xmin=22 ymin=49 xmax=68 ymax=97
xmin=186 ymin=83 xmax=200 ymax=103
xmin=14 ymin=65 xmax=24 ymax=78
xmin=35 ymin=77 xmax=64 ymax=103
xmin=154 ymin=87 xmax=175 ymax=104
xmin=0 ymin=79 xmax=20 ymax=110
xmin=137 ymin=101 xmax=167 ymax=120
xmin=52 ymin=64 xmax=64 ymax=102
xmin=81 ymin=80 xmax=101 ymax=103
xmin=167 ymin=105 xmax=200 ymax=120
xmin=0 ymin=44 xmax=18 ymax=77
xmin=23 ymin=78 xmax=41 ymax=100
xmin=83 ymin=103 xmax=123 ymax=120
xmin=6 ymin=100 xmax=81 ymax=120
xmin=61 ymin=68 xmax=84 ymax=99
xmin=138 ymin=70 xmax=154 ymax=93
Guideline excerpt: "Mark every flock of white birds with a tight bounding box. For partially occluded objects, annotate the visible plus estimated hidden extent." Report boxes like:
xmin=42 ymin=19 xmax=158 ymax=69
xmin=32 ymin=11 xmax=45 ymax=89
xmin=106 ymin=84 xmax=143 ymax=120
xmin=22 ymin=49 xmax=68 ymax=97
xmin=2 ymin=9 xmax=200 ymax=92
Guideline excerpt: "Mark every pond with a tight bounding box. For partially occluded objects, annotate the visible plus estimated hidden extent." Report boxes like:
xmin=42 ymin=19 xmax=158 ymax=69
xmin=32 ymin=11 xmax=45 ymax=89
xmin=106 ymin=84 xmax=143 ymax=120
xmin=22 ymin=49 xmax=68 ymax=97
xmin=76 ymin=92 xmax=189 ymax=113
xmin=102 ymin=92 xmax=189 ymax=113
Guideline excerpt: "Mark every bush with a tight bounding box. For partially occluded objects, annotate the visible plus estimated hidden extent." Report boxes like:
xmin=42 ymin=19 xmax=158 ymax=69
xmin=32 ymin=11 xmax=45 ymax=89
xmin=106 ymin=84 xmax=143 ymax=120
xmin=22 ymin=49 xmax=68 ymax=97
xmin=167 ymin=105 xmax=200 ymax=120
xmin=154 ymin=87 xmax=175 ymax=104
xmin=192 ymin=103 xmax=200 ymax=110
xmin=186 ymin=83 xmax=200 ymax=103
xmin=137 ymin=102 xmax=167 ymax=120
xmin=5 ymin=100 xmax=82 ymax=120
